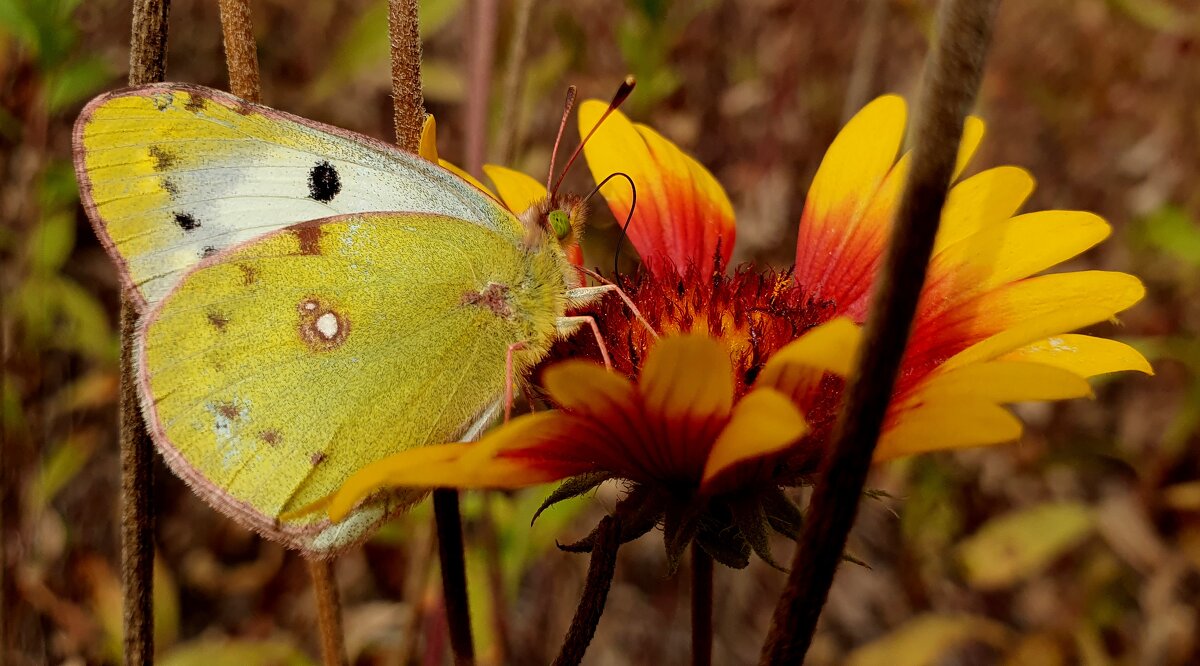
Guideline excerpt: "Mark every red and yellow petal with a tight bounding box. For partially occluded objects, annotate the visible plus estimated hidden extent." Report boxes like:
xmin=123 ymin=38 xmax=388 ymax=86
xmin=899 ymin=271 xmax=1144 ymax=394
xmin=920 ymin=211 xmax=1111 ymax=318
xmin=758 ymin=317 xmax=861 ymax=405
xmin=578 ymin=100 xmax=735 ymax=271
xmin=793 ymin=95 xmax=907 ymax=309
xmin=700 ymin=388 xmax=809 ymax=494
xmin=637 ymin=334 xmax=736 ymax=476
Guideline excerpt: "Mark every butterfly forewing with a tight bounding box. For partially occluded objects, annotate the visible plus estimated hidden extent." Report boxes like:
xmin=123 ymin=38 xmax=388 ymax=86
xmin=74 ymin=83 xmax=520 ymax=308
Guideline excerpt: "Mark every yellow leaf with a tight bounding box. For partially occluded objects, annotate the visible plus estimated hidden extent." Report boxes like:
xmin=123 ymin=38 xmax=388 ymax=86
xmin=956 ymin=502 xmax=1095 ymax=590
xmin=845 ymin=613 xmax=1010 ymax=666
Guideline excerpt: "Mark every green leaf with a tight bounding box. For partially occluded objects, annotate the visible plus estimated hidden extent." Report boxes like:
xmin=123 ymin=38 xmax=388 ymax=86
xmin=845 ymin=613 xmax=1010 ymax=666
xmin=29 ymin=429 xmax=97 ymax=508
xmin=14 ymin=275 xmax=116 ymax=362
xmin=309 ymin=0 xmax=464 ymax=100
xmin=27 ymin=212 xmax=74 ymax=273
xmin=1138 ymin=205 xmax=1200 ymax=267
xmin=46 ymin=56 xmax=113 ymax=113
xmin=956 ymin=502 xmax=1095 ymax=590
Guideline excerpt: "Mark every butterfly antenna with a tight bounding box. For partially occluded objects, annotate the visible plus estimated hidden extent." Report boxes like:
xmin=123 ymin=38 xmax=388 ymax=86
xmin=545 ymin=85 xmax=578 ymax=194
xmin=582 ymin=172 xmax=637 ymax=278
xmin=549 ymin=75 xmax=636 ymax=199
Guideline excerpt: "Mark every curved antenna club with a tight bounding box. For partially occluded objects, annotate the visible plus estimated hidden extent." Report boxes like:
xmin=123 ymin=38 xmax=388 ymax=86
xmin=579 ymin=171 xmax=638 ymax=277
xmin=546 ymin=85 xmax=578 ymax=193
xmin=549 ymin=75 xmax=636 ymax=199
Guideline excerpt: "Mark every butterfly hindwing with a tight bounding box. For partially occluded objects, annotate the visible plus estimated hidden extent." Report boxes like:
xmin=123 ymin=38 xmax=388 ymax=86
xmin=139 ymin=212 xmax=566 ymax=553
xmin=74 ymin=83 xmax=520 ymax=309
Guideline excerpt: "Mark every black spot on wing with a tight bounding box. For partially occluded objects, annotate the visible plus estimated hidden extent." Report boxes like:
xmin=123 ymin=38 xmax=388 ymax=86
xmin=308 ymin=161 xmax=341 ymax=203
xmin=174 ymin=212 xmax=200 ymax=231
xmin=200 ymin=246 xmax=218 ymax=258
xmin=161 ymin=178 xmax=179 ymax=198
xmin=148 ymin=145 xmax=175 ymax=170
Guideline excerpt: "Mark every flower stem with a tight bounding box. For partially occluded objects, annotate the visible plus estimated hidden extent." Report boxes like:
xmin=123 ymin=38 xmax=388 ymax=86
xmin=308 ymin=558 xmax=348 ymax=666
xmin=758 ymin=0 xmax=999 ymax=663
xmin=118 ymin=301 xmax=156 ymax=666
xmin=217 ymin=0 xmax=261 ymax=103
xmin=691 ymin=543 xmax=713 ymax=666
xmin=122 ymin=2 xmax=171 ymax=663
xmin=552 ymin=514 xmax=621 ymax=666
xmin=464 ymin=0 xmax=498 ymax=175
xmin=434 ymin=489 xmax=476 ymax=666
xmin=493 ymin=0 xmax=534 ymax=165
xmin=388 ymin=0 xmax=425 ymax=152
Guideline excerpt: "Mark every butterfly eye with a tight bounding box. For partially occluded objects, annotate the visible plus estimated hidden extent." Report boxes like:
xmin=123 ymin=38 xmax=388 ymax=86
xmin=548 ymin=210 xmax=571 ymax=240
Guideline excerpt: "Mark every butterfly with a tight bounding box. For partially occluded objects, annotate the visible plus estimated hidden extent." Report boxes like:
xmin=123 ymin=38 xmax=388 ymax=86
xmin=74 ymin=82 xmax=633 ymax=554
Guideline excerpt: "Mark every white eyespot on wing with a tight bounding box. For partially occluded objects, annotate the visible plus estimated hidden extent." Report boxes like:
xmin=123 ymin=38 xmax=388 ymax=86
xmin=315 ymin=312 xmax=339 ymax=339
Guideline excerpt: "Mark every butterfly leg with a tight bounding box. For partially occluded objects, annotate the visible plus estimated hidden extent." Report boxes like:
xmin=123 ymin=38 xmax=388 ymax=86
xmin=556 ymin=315 xmax=612 ymax=370
xmin=567 ymin=268 xmax=658 ymax=339
xmin=504 ymin=341 xmax=527 ymax=423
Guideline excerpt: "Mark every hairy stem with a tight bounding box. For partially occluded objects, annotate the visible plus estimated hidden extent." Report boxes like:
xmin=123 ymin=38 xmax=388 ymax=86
xmin=691 ymin=544 xmax=713 ymax=666
xmin=122 ymin=2 xmax=170 ymax=663
xmin=758 ymin=0 xmax=999 ymax=662
xmin=434 ymin=489 xmax=476 ymax=666
xmin=552 ymin=515 xmax=620 ymax=666
xmin=217 ymin=0 xmax=262 ymax=102
xmin=308 ymin=559 xmax=348 ymax=666
xmin=389 ymin=0 xmax=425 ymax=152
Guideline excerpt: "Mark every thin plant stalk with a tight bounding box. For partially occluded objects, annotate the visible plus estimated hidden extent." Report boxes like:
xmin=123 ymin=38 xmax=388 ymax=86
xmin=309 ymin=559 xmax=348 ymax=666
xmin=388 ymin=0 xmax=425 ymax=151
xmin=758 ymin=0 xmax=999 ymax=662
xmin=213 ymin=5 xmax=349 ymax=662
xmin=552 ymin=515 xmax=621 ymax=666
xmin=217 ymin=0 xmax=262 ymax=103
xmin=464 ymin=0 xmax=498 ymax=174
xmin=691 ymin=544 xmax=713 ymax=666
xmin=122 ymin=2 xmax=171 ymax=663
xmin=386 ymin=3 xmax=476 ymax=662
xmin=841 ymin=0 xmax=888 ymax=122
xmin=434 ymin=490 xmax=476 ymax=666
xmin=493 ymin=0 xmax=535 ymax=165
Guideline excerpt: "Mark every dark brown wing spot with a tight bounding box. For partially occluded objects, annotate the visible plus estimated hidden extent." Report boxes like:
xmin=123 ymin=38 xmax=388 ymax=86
xmin=200 ymin=246 xmax=218 ymax=258
xmin=310 ymin=452 xmax=327 ymax=466
xmin=148 ymin=145 xmax=176 ymax=171
xmin=259 ymin=430 xmax=281 ymax=446
xmin=237 ymin=264 xmax=258 ymax=286
xmin=174 ymin=212 xmax=200 ymax=231
xmin=297 ymin=297 xmax=349 ymax=352
xmin=162 ymin=178 xmax=179 ymax=198
xmin=184 ymin=92 xmax=208 ymax=112
xmin=206 ymin=311 xmax=229 ymax=331
xmin=292 ymin=226 xmax=322 ymax=255
xmin=216 ymin=402 xmax=241 ymax=420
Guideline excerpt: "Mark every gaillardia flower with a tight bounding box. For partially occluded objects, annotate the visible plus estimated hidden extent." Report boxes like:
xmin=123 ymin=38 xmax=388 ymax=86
xmin=321 ymin=95 xmax=1151 ymax=568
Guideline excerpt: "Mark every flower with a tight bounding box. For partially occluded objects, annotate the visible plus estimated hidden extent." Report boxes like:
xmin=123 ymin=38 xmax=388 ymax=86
xmin=316 ymin=95 xmax=1151 ymax=567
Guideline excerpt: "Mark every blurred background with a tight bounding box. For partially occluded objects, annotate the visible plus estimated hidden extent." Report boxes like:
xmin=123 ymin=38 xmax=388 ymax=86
xmin=2 ymin=0 xmax=1198 ymax=663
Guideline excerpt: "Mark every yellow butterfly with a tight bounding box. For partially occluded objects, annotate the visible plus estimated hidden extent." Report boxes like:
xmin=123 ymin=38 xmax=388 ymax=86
xmin=74 ymin=83 xmax=627 ymax=554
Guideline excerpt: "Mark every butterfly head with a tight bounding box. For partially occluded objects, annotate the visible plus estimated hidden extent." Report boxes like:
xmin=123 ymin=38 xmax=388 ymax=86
xmin=520 ymin=194 xmax=588 ymax=251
